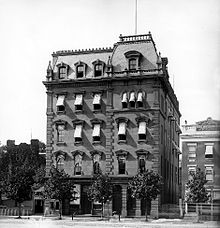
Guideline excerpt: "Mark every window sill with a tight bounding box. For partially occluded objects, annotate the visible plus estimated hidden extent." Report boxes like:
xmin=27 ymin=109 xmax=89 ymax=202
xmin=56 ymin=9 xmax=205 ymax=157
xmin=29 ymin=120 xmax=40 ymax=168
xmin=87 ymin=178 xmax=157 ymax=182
xmin=75 ymin=110 xmax=84 ymax=114
xmin=56 ymin=142 xmax=66 ymax=146
xmin=118 ymin=140 xmax=127 ymax=144
xmin=92 ymin=141 xmax=101 ymax=145
xmin=93 ymin=110 xmax=102 ymax=114
xmin=57 ymin=111 xmax=66 ymax=115
xmin=138 ymin=140 xmax=147 ymax=144
xmin=74 ymin=141 xmax=83 ymax=146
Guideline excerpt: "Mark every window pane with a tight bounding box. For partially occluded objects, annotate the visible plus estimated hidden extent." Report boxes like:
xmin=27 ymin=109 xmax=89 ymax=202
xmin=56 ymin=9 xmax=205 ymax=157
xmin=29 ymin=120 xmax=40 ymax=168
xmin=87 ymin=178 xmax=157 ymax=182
xmin=129 ymin=59 xmax=136 ymax=70
xmin=59 ymin=67 xmax=66 ymax=78
xmin=119 ymin=157 xmax=126 ymax=174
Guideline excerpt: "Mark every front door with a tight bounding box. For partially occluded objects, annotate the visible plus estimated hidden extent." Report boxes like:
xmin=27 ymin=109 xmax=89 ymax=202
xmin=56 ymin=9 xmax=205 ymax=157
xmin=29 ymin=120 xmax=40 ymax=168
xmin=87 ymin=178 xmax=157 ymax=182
xmin=81 ymin=185 xmax=92 ymax=214
xmin=35 ymin=199 xmax=44 ymax=214
xmin=112 ymin=185 xmax=122 ymax=214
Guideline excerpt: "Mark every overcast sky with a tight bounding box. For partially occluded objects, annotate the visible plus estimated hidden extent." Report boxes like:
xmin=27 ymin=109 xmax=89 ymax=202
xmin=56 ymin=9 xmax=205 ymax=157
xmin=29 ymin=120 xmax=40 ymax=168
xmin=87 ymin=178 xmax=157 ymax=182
xmin=0 ymin=0 xmax=219 ymax=145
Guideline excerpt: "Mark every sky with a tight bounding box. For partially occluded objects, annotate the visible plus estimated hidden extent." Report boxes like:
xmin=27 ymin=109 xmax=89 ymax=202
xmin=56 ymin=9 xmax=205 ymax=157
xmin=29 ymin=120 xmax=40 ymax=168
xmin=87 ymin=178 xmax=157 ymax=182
xmin=0 ymin=0 xmax=219 ymax=145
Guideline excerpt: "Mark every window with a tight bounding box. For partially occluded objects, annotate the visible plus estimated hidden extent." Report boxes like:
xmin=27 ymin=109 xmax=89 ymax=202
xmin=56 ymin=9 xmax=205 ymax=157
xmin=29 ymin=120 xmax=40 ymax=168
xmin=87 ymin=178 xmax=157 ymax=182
xmin=129 ymin=58 xmax=137 ymax=70
xmin=93 ymin=93 xmax=101 ymax=111
xmin=56 ymin=155 xmax=64 ymax=171
xmin=118 ymin=122 xmax=126 ymax=142
xmin=139 ymin=157 xmax=146 ymax=173
xmin=74 ymin=94 xmax=83 ymax=111
xmin=57 ymin=124 xmax=65 ymax=143
xmin=205 ymin=144 xmax=213 ymax=159
xmin=92 ymin=60 xmax=105 ymax=77
xmin=94 ymin=64 xmax=102 ymax=77
xmin=59 ymin=66 xmax=67 ymax=79
xmin=188 ymin=166 xmax=196 ymax=179
xmin=205 ymin=166 xmax=214 ymax=182
xmin=74 ymin=154 xmax=82 ymax=175
xmin=137 ymin=91 xmax=143 ymax=108
xmin=93 ymin=154 xmax=101 ymax=174
xmin=118 ymin=157 xmax=126 ymax=174
xmin=93 ymin=124 xmax=101 ymax=143
xmin=76 ymin=65 xmax=84 ymax=78
xmin=138 ymin=121 xmax=147 ymax=141
xmin=129 ymin=92 xmax=136 ymax=108
xmin=74 ymin=124 xmax=82 ymax=143
xmin=56 ymin=95 xmax=65 ymax=112
xmin=121 ymin=92 xmax=128 ymax=109
xmin=124 ymin=50 xmax=141 ymax=71
xmin=188 ymin=144 xmax=197 ymax=162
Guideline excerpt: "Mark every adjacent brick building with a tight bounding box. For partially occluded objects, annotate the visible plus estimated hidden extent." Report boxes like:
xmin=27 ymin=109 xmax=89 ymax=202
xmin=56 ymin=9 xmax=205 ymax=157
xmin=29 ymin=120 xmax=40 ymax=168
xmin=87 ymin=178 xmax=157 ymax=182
xmin=43 ymin=32 xmax=181 ymax=217
xmin=181 ymin=117 xmax=220 ymax=202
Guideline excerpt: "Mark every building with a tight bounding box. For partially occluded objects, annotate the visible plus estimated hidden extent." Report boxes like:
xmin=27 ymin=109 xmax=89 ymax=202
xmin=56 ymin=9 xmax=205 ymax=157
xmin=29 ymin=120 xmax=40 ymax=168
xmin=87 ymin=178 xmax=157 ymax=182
xmin=181 ymin=117 xmax=220 ymax=202
xmin=43 ymin=32 xmax=181 ymax=217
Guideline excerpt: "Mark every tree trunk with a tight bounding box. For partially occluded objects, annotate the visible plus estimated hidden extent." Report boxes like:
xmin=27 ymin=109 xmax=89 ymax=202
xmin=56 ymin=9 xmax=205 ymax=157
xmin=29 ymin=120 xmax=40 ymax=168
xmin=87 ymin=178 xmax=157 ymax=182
xmin=101 ymin=202 xmax=104 ymax=219
xmin=145 ymin=200 xmax=148 ymax=221
xmin=196 ymin=203 xmax=199 ymax=223
xmin=59 ymin=200 xmax=62 ymax=220
xmin=18 ymin=202 xmax=22 ymax=219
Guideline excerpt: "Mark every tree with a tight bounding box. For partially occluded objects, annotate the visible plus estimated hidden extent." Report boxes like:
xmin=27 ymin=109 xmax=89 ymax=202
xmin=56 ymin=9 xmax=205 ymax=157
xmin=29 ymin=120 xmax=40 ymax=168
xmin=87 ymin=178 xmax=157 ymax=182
xmin=128 ymin=169 xmax=162 ymax=221
xmin=1 ymin=141 xmax=46 ymax=218
xmin=185 ymin=167 xmax=209 ymax=203
xmin=185 ymin=167 xmax=209 ymax=222
xmin=43 ymin=166 xmax=75 ymax=219
xmin=87 ymin=173 xmax=112 ymax=218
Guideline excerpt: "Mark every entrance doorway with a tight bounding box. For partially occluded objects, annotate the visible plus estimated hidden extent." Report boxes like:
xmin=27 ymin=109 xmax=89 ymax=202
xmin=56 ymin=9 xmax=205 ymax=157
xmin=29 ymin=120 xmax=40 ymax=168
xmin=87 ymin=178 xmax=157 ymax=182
xmin=34 ymin=199 xmax=44 ymax=214
xmin=127 ymin=188 xmax=136 ymax=216
xmin=112 ymin=185 xmax=122 ymax=214
xmin=81 ymin=185 xmax=92 ymax=214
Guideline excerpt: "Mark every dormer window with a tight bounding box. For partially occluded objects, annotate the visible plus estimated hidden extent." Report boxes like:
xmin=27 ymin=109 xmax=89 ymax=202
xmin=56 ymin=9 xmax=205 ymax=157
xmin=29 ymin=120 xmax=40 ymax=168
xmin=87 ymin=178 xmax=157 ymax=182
xmin=129 ymin=58 xmax=137 ymax=70
xmin=95 ymin=64 xmax=102 ymax=77
xmin=92 ymin=59 xmax=105 ymax=77
xmin=75 ymin=61 xmax=87 ymax=78
xmin=124 ymin=50 xmax=141 ymax=71
xmin=76 ymin=65 xmax=84 ymax=78
xmin=57 ymin=62 xmax=69 ymax=79
xmin=59 ymin=67 xmax=67 ymax=79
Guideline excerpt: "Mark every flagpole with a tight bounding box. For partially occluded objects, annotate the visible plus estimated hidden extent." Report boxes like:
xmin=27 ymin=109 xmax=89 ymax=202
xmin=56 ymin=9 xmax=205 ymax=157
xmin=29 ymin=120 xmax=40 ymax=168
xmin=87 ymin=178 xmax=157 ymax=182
xmin=135 ymin=0 xmax=137 ymax=34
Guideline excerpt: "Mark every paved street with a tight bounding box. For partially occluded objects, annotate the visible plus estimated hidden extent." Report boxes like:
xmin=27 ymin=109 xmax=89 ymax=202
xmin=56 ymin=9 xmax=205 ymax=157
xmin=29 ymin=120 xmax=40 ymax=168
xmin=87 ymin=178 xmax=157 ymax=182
xmin=0 ymin=216 xmax=219 ymax=228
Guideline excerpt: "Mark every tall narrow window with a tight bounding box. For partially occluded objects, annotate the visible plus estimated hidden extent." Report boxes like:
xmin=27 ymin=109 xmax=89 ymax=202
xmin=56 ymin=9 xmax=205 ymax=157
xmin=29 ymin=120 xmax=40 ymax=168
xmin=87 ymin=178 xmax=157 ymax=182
xmin=74 ymin=94 xmax=83 ymax=111
xmin=129 ymin=58 xmax=137 ymax=70
xmin=94 ymin=64 xmax=102 ymax=77
xmin=139 ymin=157 xmax=146 ymax=173
xmin=121 ymin=92 xmax=128 ymax=109
xmin=188 ymin=166 xmax=196 ymax=179
xmin=118 ymin=157 xmax=126 ymax=174
xmin=74 ymin=124 xmax=82 ymax=143
xmin=76 ymin=65 xmax=84 ymax=78
xmin=187 ymin=143 xmax=197 ymax=162
xmin=56 ymin=95 xmax=65 ymax=112
xmin=93 ymin=93 xmax=101 ymax=111
xmin=138 ymin=121 xmax=147 ymax=141
xmin=205 ymin=166 xmax=214 ymax=182
xmin=205 ymin=144 xmax=213 ymax=159
xmin=59 ymin=66 xmax=67 ymax=79
xmin=137 ymin=91 xmax=143 ymax=108
xmin=57 ymin=124 xmax=65 ymax=143
xmin=93 ymin=154 xmax=101 ymax=174
xmin=118 ymin=122 xmax=126 ymax=142
xmin=129 ymin=92 xmax=135 ymax=108
xmin=56 ymin=155 xmax=64 ymax=171
xmin=93 ymin=124 xmax=101 ymax=143
xmin=74 ymin=154 xmax=82 ymax=175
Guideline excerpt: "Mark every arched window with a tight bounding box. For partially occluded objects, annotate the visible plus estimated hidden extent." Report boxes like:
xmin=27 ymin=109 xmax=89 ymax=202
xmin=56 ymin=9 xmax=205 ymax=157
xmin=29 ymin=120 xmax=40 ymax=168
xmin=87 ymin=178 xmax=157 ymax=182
xmin=118 ymin=156 xmax=126 ymax=174
xmin=139 ymin=157 xmax=146 ymax=173
xmin=74 ymin=154 xmax=82 ymax=175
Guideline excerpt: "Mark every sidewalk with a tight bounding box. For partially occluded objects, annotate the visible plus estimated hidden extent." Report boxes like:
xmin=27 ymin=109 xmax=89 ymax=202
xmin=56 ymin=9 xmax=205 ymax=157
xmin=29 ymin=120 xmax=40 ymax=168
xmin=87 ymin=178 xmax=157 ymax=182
xmin=0 ymin=215 xmax=219 ymax=227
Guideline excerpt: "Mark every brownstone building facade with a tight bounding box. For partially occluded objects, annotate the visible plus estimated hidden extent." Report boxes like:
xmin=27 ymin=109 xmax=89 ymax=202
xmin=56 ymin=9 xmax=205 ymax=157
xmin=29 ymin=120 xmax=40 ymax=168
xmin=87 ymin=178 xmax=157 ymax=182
xmin=43 ymin=32 xmax=181 ymax=217
xmin=181 ymin=118 xmax=220 ymax=202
